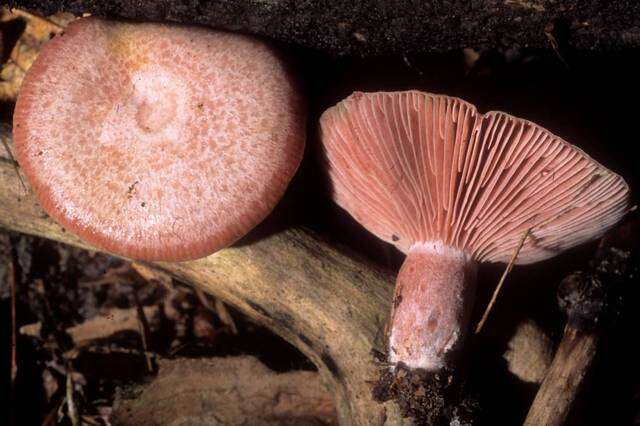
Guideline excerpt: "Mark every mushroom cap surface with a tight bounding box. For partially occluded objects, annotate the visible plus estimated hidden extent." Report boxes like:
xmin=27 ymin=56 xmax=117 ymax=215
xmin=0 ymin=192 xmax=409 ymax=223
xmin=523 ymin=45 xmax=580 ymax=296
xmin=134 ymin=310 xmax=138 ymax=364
xmin=320 ymin=91 xmax=629 ymax=264
xmin=14 ymin=17 xmax=305 ymax=261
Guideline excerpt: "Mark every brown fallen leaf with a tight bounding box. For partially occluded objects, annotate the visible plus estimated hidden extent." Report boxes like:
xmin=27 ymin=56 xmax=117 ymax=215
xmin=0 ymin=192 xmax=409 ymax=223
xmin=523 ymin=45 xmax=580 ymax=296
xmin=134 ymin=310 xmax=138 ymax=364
xmin=0 ymin=8 xmax=75 ymax=102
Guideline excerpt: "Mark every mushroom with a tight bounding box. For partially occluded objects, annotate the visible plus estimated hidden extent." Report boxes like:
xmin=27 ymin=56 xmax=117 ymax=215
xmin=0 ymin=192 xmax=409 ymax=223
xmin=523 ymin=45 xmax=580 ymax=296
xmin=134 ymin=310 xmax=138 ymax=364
xmin=13 ymin=17 xmax=305 ymax=261
xmin=320 ymin=91 xmax=630 ymax=372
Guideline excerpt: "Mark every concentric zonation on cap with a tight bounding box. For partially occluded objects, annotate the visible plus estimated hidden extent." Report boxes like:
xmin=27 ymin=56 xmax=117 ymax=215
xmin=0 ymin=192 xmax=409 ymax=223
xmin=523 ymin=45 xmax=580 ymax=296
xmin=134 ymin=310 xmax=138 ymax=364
xmin=320 ymin=91 xmax=629 ymax=264
xmin=14 ymin=17 xmax=305 ymax=261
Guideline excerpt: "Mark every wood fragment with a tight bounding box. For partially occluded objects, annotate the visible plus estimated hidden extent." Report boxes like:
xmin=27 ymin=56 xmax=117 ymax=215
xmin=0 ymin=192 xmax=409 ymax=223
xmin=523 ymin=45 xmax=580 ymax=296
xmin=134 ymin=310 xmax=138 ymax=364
xmin=65 ymin=372 xmax=79 ymax=426
xmin=9 ymin=245 xmax=17 ymax=384
xmin=112 ymin=356 xmax=338 ymax=425
xmin=9 ymin=8 xmax=65 ymax=32
xmin=134 ymin=295 xmax=154 ymax=373
xmin=214 ymin=297 xmax=238 ymax=334
xmin=8 ymin=240 xmax=17 ymax=426
xmin=42 ymin=401 xmax=59 ymax=426
xmin=502 ymin=319 xmax=553 ymax=384
xmin=0 ymin=129 xmax=27 ymax=193
xmin=20 ymin=306 xmax=160 ymax=348
xmin=525 ymin=244 xmax=636 ymax=425
xmin=543 ymin=22 xmax=570 ymax=70
xmin=131 ymin=261 xmax=172 ymax=288
xmin=524 ymin=326 xmax=598 ymax=426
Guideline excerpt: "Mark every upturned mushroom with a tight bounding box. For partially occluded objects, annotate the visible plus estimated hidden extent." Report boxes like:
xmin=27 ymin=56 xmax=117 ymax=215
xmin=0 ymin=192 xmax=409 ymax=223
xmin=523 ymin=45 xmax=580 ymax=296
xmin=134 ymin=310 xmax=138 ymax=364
xmin=13 ymin=17 xmax=305 ymax=261
xmin=320 ymin=91 xmax=630 ymax=371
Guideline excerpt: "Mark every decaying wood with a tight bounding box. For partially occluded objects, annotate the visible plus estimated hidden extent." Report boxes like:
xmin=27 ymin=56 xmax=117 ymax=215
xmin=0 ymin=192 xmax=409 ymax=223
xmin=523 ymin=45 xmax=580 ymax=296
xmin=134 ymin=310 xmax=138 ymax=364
xmin=0 ymin=131 xmax=405 ymax=425
xmin=525 ymin=243 xmax=636 ymax=426
xmin=20 ymin=306 xmax=160 ymax=350
xmin=502 ymin=319 xmax=553 ymax=384
xmin=523 ymin=326 xmax=598 ymax=426
xmin=112 ymin=356 xmax=337 ymax=425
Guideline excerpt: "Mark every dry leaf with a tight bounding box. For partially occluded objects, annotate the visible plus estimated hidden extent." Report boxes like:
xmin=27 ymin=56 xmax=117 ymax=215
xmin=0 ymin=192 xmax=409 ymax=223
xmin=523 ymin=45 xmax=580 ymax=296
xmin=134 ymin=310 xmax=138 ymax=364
xmin=0 ymin=8 xmax=75 ymax=102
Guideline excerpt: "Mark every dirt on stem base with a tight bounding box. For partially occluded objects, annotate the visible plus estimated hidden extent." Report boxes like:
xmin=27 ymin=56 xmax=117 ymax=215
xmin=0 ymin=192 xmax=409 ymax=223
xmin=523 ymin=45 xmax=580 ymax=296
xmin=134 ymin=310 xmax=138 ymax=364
xmin=372 ymin=362 xmax=478 ymax=425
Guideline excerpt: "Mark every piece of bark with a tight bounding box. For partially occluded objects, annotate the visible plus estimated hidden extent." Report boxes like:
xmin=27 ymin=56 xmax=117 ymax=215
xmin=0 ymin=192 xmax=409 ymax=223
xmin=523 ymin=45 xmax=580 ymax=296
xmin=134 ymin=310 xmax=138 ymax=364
xmin=524 ymin=245 xmax=636 ymax=426
xmin=9 ymin=0 xmax=640 ymax=56
xmin=524 ymin=325 xmax=598 ymax=426
xmin=20 ymin=306 xmax=160 ymax=349
xmin=112 ymin=356 xmax=337 ymax=425
xmin=0 ymin=130 xmax=405 ymax=425
xmin=502 ymin=319 xmax=553 ymax=384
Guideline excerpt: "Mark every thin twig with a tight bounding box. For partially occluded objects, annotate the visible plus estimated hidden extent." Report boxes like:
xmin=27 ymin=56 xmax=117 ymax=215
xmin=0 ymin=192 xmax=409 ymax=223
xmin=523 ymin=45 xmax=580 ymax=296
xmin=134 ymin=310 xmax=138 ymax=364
xmin=475 ymin=228 xmax=531 ymax=334
xmin=8 ymin=244 xmax=18 ymax=426
xmin=79 ymin=414 xmax=102 ymax=426
xmin=65 ymin=372 xmax=79 ymax=426
xmin=6 ymin=59 xmax=27 ymax=74
xmin=475 ymin=175 xmax=627 ymax=333
xmin=194 ymin=287 xmax=215 ymax=310
xmin=0 ymin=134 xmax=28 ymax=193
xmin=168 ymin=341 xmax=192 ymax=356
xmin=78 ymin=345 xmax=158 ymax=358
xmin=214 ymin=298 xmax=238 ymax=334
xmin=194 ymin=288 xmax=238 ymax=334
xmin=9 ymin=249 xmax=17 ymax=384
xmin=42 ymin=399 xmax=60 ymax=426
xmin=134 ymin=294 xmax=154 ymax=373
xmin=544 ymin=23 xmax=570 ymax=70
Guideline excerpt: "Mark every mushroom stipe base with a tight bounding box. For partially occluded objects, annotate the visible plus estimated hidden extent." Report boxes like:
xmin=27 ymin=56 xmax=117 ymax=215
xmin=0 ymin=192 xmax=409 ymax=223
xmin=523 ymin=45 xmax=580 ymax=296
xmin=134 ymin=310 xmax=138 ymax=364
xmin=372 ymin=362 xmax=478 ymax=423
xmin=390 ymin=241 xmax=477 ymax=371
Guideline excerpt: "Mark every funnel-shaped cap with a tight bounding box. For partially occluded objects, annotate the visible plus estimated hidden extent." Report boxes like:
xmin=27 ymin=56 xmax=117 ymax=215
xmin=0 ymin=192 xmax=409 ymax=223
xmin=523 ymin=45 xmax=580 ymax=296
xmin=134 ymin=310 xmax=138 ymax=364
xmin=320 ymin=91 xmax=629 ymax=264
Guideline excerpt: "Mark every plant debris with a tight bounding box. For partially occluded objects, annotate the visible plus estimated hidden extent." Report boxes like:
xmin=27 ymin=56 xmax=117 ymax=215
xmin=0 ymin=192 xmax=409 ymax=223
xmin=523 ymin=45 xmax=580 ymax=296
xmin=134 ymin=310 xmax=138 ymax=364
xmin=1 ymin=230 xmax=318 ymax=425
xmin=372 ymin=362 xmax=478 ymax=425
xmin=0 ymin=8 xmax=73 ymax=105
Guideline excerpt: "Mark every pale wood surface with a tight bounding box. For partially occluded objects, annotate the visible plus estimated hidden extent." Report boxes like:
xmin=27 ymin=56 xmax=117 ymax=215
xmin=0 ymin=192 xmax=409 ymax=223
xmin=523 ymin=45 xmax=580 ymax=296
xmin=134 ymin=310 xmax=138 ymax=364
xmin=524 ymin=326 xmax=599 ymax=426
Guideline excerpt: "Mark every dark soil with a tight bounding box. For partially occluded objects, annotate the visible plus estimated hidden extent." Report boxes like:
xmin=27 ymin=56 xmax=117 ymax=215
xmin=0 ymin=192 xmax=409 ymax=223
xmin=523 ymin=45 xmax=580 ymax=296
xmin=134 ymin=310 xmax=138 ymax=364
xmin=373 ymin=363 xmax=478 ymax=425
xmin=11 ymin=0 xmax=640 ymax=56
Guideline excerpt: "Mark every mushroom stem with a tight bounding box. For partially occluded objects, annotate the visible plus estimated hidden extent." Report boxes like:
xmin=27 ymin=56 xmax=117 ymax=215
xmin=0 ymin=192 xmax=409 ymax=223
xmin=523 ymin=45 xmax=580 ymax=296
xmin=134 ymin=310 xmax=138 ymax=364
xmin=389 ymin=242 xmax=477 ymax=371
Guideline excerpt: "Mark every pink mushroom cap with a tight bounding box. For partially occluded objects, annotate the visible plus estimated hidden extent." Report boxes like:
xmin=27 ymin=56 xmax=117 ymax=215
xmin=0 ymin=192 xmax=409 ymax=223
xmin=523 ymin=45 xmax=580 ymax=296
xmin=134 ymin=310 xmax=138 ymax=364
xmin=14 ymin=17 xmax=305 ymax=261
xmin=320 ymin=91 xmax=630 ymax=370
xmin=321 ymin=91 xmax=629 ymax=265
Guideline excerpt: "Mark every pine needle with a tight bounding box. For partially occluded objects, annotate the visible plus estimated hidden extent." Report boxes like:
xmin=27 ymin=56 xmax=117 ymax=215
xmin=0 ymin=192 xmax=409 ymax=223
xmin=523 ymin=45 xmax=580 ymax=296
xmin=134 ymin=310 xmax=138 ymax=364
xmin=475 ymin=227 xmax=531 ymax=334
